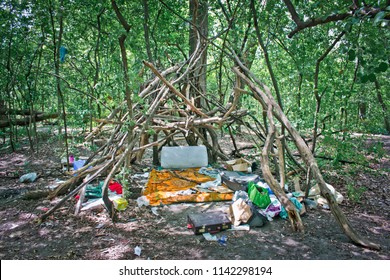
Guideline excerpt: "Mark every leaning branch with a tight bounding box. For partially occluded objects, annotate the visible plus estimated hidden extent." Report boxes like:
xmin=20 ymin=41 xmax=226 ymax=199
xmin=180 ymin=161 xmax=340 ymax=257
xmin=283 ymin=0 xmax=389 ymax=38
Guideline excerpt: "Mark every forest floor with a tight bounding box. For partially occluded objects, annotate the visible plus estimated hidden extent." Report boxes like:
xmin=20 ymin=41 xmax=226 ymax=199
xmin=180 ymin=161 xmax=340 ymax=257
xmin=0 ymin=131 xmax=389 ymax=260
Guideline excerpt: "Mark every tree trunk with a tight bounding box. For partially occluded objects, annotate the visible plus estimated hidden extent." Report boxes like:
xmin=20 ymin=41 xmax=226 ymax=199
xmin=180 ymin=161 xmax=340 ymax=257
xmin=374 ymin=80 xmax=390 ymax=133
xmin=189 ymin=0 xmax=208 ymax=108
xmin=49 ymin=0 xmax=70 ymax=170
xmin=312 ymin=31 xmax=345 ymax=154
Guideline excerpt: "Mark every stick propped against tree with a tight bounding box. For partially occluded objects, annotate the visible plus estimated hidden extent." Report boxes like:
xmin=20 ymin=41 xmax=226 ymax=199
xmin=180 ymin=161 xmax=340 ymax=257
xmin=232 ymin=60 xmax=381 ymax=251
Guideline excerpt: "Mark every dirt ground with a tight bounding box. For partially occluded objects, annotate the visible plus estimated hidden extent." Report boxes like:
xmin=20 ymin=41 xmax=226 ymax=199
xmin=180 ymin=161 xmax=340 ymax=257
xmin=0 ymin=133 xmax=389 ymax=260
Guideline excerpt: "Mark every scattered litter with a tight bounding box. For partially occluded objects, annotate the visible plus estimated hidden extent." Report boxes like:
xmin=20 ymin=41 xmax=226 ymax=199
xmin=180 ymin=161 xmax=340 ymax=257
xmin=292 ymin=191 xmax=305 ymax=198
xmin=232 ymin=190 xmax=249 ymax=202
xmin=113 ymin=197 xmax=128 ymax=211
xmin=230 ymin=224 xmax=250 ymax=231
xmin=95 ymin=223 xmax=105 ymax=229
xmin=248 ymin=206 xmax=268 ymax=227
xmin=309 ymin=183 xmax=344 ymax=205
xmin=258 ymin=194 xmax=282 ymax=221
xmin=151 ymin=207 xmax=159 ymax=216
xmin=134 ymin=246 xmax=142 ymax=256
xmin=132 ymin=172 xmax=150 ymax=179
xmin=198 ymin=167 xmax=219 ymax=178
xmin=218 ymin=235 xmax=227 ymax=246
xmin=209 ymin=185 xmax=233 ymax=194
xmin=280 ymin=197 xmax=305 ymax=219
xmin=109 ymin=181 xmax=123 ymax=194
xmin=101 ymin=237 xmax=115 ymax=242
xmin=36 ymin=206 xmax=50 ymax=212
xmin=321 ymin=204 xmax=330 ymax=210
xmin=303 ymin=198 xmax=318 ymax=209
xmin=73 ymin=160 xmax=86 ymax=171
xmin=46 ymin=179 xmax=66 ymax=190
xmin=248 ymin=182 xmax=271 ymax=209
xmin=221 ymin=171 xmax=260 ymax=191
xmin=225 ymin=158 xmax=251 ymax=172
xmin=80 ymin=198 xmax=104 ymax=211
xmin=228 ymin=198 xmax=252 ymax=226
xmin=198 ymin=174 xmax=222 ymax=189
xmin=187 ymin=211 xmax=231 ymax=235
xmin=136 ymin=196 xmax=150 ymax=207
xmin=202 ymin=232 xmax=218 ymax=241
xmin=290 ymin=197 xmax=303 ymax=212
xmin=19 ymin=172 xmax=37 ymax=183
xmin=84 ymin=183 xmax=103 ymax=199
xmin=256 ymin=181 xmax=274 ymax=195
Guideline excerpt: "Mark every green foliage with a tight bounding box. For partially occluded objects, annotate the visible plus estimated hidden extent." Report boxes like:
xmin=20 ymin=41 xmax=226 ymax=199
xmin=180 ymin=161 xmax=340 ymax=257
xmin=346 ymin=183 xmax=367 ymax=203
xmin=0 ymin=0 xmax=389 ymax=153
xmin=115 ymin=167 xmax=131 ymax=199
xmin=320 ymin=134 xmax=368 ymax=167
xmin=367 ymin=141 xmax=386 ymax=159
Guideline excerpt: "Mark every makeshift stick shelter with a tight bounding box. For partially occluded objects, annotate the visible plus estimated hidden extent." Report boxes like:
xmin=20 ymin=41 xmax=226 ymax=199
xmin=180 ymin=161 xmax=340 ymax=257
xmin=39 ymin=38 xmax=380 ymax=251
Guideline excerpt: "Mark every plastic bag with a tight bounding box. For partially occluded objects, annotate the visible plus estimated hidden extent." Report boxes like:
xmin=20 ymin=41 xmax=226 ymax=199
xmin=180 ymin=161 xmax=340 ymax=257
xmin=136 ymin=196 xmax=150 ymax=207
xmin=19 ymin=173 xmax=37 ymax=183
xmin=247 ymin=182 xmax=271 ymax=209
xmin=229 ymin=198 xmax=252 ymax=226
xmin=258 ymin=194 xmax=282 ymax=221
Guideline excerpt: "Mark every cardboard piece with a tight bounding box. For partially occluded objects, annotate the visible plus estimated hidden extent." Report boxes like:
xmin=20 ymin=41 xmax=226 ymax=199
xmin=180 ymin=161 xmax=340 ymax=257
xmin=225 ymin=158 xmax=251 ymax=172
xmin=221 ymin=171 xmax=260 ymax=192
xmin=228 ymin=198 xmax=252 ymax=226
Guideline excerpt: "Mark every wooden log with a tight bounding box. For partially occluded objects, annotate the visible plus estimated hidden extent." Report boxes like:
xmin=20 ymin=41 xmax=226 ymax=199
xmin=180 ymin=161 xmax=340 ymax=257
xmin=0 ymin=113 xmax=59 ymax=128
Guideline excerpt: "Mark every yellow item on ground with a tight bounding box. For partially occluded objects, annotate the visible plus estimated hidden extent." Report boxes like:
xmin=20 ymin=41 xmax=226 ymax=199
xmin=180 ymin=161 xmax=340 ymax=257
xmin=144 ymin=168 xmax=233 ymax=206
xmin=113 ymin=197 xmax=128 ymax=211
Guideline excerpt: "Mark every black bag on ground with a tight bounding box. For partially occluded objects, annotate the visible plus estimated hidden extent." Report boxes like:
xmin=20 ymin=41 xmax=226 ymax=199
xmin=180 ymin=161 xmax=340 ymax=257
xmin=248 ymin=203 xmax=268 ymax=227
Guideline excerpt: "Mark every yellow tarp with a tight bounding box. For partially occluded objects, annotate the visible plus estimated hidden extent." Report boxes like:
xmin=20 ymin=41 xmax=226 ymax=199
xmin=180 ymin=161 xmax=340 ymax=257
xmin=144 ymin=168 xmax=234 ymax=206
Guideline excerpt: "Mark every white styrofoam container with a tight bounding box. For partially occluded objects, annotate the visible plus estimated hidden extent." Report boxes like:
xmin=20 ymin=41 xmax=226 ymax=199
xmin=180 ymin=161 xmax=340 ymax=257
xmin=160 ymin=146 xmax=208 ymax=169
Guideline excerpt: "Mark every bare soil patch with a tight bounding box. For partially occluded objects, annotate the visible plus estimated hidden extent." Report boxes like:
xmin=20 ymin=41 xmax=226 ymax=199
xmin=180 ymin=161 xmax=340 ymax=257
xmin=0 ymin=134 xmax=389 ymax=260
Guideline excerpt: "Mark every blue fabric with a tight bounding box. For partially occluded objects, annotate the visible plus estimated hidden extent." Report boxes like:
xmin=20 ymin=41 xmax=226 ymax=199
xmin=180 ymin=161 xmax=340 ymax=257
xmin=280 ymin=197 xmax=304 ymax=219
xmin=60 ymin=46 xmax=67 ymax=62
xmin=73 ymin=160 xmax=86 ymax=171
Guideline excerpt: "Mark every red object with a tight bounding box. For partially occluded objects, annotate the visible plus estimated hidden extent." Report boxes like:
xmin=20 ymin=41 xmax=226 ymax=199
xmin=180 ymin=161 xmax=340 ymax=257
xmin=109 ymin=181 xmax=123 ymax=194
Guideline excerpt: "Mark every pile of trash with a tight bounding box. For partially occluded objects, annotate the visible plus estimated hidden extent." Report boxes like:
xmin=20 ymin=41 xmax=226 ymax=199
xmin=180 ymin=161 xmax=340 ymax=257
xmin=49 ymin=147 xmax=343 ymax=232
xmin=77 ymin=180 xmax=127 ymax=211
xmin=132 ymin=150 xmax=344 ymax=240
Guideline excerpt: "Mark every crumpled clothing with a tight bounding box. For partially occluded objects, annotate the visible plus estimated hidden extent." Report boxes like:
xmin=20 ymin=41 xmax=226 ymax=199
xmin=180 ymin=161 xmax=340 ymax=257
xmin=198 ymin=167 xmax=220 ymax=178
xmin=198 ymin=174 xmax=222 ymax=189
xmin=109 ymin=181 xmax=123 ymax=194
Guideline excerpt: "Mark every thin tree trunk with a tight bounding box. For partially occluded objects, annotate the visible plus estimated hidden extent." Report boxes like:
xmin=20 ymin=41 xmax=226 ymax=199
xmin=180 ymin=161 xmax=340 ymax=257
xmin=374 ymin=80 xmax=390 ymax=133
xmin=49 ymin=0 xmax=70 ymax=169
xmin=312 ymin=31 xmax=345 ymax=154
xmin=142 ymin=0 xmax=154 ymax=63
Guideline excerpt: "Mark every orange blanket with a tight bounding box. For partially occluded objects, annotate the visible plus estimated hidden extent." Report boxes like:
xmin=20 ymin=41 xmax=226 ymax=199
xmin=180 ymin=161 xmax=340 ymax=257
xmin=144 ymin=168 xmax=233 ymax=206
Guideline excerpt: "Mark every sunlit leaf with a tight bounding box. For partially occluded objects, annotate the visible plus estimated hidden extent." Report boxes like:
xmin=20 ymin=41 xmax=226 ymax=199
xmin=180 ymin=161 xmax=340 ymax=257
xmin=373 ymin=11 xmax=385 ymax=26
